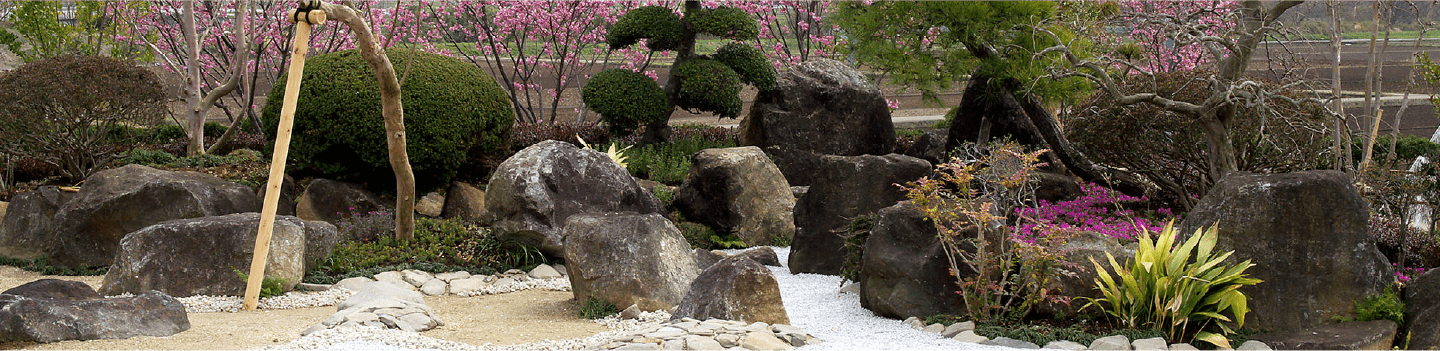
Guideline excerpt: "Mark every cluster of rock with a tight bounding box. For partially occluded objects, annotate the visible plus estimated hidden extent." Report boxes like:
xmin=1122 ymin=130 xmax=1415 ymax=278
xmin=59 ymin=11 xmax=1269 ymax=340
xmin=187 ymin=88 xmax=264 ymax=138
xmin=302 ymin=279 xmax=444 ymax=335
xmin=594 ymin=318 xmax=820 ymax=351
xmin=0 ymin=279 xmax=189 ymax=343
xmin=900 ymin=317 xmax=1273 ymax=351
xmin=328 ymin=264 xmax=569 ymax=298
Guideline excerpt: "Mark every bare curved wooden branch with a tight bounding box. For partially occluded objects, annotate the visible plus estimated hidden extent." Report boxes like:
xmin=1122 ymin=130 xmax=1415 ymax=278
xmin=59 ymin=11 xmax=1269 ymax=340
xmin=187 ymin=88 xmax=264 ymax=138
xmin=321 ymin=1 xmax=417 ymax=241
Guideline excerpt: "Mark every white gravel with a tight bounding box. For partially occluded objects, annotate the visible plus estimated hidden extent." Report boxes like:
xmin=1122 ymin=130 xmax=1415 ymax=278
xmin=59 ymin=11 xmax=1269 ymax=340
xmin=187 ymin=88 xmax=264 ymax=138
xmin=746 ymin=247 xmax=1019 ymax=351
xmin=249 ymin=247 xmax=1022 ymax=350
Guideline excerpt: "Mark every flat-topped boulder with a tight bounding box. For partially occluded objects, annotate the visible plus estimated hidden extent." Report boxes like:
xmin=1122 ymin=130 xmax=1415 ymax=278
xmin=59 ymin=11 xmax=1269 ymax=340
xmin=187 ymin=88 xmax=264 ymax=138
xmin=99 ymin=213 xmax=338 ymax=297
xmin=0 ymin=186 xmax=76 ymax=260
xmin=49 ymin=164 xmax=261 ymax=268
xmin=789 ymin=153 xmax=931 ymax=275
xmin=562 ymin=212 xmax=698 ymax=311
xmin=674 ymin=146 xmax=796 ymax=247
xmin=0 ymin=279 xmax=189 ymax=343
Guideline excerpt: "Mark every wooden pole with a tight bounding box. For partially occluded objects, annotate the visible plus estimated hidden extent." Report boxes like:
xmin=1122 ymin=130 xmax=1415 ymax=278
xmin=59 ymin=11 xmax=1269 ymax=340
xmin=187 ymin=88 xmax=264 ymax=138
xmin=244 ymin=7 xmax=325 ymax=311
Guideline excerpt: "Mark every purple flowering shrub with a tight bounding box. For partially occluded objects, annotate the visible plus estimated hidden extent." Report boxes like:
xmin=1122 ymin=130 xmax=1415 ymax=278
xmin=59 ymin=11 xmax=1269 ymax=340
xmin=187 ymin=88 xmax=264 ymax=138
xmin=1014 ymin=183 xmax=1169 ymax=242
xmin=1397 ymin=264 xmax=1427 ymax=284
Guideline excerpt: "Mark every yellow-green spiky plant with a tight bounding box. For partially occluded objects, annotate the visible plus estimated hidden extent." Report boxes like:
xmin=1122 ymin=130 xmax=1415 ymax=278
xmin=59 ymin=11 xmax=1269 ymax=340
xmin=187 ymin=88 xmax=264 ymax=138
xmin=1082 ymin=222 xmax=1261 ymax=348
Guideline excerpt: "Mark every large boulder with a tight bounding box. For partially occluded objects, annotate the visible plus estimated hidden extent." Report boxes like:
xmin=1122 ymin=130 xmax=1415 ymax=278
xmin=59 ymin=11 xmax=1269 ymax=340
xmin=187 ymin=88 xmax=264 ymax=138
xmin=1249 ymin=320 xmax=1398 ymax=350
xmin=672 ymin=256 xmax=789 ymax=325
xmin=0 ymin=186 xmax=76 ymax=259
xmin=1176 ymin=171 xmax=1392 ymax=332
xmin=1038 ymin=231 xmax=1129 ymax=316
xmin=789 ymin=154 xmax=931 ymax=275
xmin=902 ymin=129 xmax=949 ymax=166
xmin=739 ymin=58 xmax=895 ymax=185
xmin=49 ymin=165 xmax=261 ymax=268
xmin=859 ymin=203 xmax=965 ymax=319
xmin=487 ymin=141 xmax=664 ymax=256
xmin=441 ymin=181 xmax=487 ymax=221
xmin=295 ymin=178 xmax=388 ymax=226
xmin=561 ymin=212 xmax=699 ymax=311
xmin=98 ymin=213 xmax=338 ymax=297
xmin=0 ymin=280 xmax=189 ymax=343
xmin=675 ymin=146 xmax=796 ymax=247
xmin=1406 ymin=269 xmax=1440 ymax=349
xmin=255 ymin=174 xmax=298 ymax=216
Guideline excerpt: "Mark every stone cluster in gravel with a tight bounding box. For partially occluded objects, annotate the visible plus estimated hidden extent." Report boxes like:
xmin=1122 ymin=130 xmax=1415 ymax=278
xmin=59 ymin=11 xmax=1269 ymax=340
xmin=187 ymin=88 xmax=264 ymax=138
xmin=595 ymin=318 xmax=822 ymax=350
xmin=302 ymin=279 xmax=446 ymax=335
xmin=902 ymin=317 xmax=1275 ymax=350
xmin=329 ymin=264 xmax=570 ymax=298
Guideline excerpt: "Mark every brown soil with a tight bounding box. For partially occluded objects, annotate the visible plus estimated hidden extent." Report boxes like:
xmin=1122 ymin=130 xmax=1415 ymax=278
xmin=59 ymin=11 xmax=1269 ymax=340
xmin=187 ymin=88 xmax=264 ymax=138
xmin=0 ymin=270 xmax=608 ymax=350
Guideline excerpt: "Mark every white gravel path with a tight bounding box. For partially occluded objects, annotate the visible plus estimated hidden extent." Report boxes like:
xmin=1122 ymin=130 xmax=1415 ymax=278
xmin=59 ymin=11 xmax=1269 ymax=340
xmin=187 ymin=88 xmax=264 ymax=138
xmin=730 ymin=247 xmax=1018 ymax=351
xmin=255 ymin=246 xmax=1022 ymax=350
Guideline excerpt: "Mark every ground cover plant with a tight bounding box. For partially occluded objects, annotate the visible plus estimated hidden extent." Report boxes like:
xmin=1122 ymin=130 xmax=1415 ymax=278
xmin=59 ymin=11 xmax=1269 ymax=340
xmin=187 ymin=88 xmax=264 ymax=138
xmin=307 ymin=216 xmax=548 ymax=284
xmin=1015 ymin=183 xmax=1170 ymax=243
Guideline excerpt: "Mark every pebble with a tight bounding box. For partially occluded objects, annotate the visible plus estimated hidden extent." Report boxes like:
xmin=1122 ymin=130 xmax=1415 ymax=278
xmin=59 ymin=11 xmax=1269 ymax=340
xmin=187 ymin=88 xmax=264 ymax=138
xmin=941 ymin=321 xmax=974 ymax=338
xmin=1132 ymin=337 xmax=1168 ymax=350
xmin=529 ymin=264 xmax=564 ymax=279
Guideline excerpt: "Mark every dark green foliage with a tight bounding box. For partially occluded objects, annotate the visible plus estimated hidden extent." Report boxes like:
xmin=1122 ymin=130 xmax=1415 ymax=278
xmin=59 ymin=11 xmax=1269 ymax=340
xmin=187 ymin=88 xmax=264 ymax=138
xmin=714 ymin=42 xmax=776 ymax=91
xmin=234 ymin=270 xmax=287 ymax=298
xmin=579 ymin=296 xmax=620 ymax=319
xmin=673 ymin=58 xmax=743 ymax=118
xmin=204 ymin=122 xmax=228 ymax=139
xmin=1354 ymin=134 xmax=1440 ymax=165
xmin=145 ymin=125 xmax=188 ymax=144
xmin=607 ymin=6 xmax=684 ymax=51
xmin=653 ymin=186 xmax=676 ymax=209
xmin=116 ymin=148 xmax=178 ymax=166
xmin=0 ymin=256 xmax=107 ymax=276
xmin=1351 ymin=286 xmax=1405 ymax=325
xmin=260 ymin=48 xmax=513 ymax=191
xmin=310 ymin=217 xmax=548 ymax=281
xmin=840 ymin=214 xmax=876 ymax=284
xmin=582 ymin=69 xmax=672 ymax=135
xmin=690 ymin=6 xmax=759 ymax=40
xmin=623 ymin=127 xmax=738 ymax=184
xmin=974 ymin=323 xmax=1164 ymax=347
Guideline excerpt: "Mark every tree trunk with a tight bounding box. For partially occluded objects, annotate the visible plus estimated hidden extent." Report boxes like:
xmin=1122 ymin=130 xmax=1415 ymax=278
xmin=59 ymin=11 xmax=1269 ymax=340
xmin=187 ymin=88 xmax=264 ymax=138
xmin=1199 ymin=113 xmax=1239 ymax=182
xmin=1360 ymin=1 xmax=1385 ymax=170
xmin=322 ymin=3 xmax=416 ymax=241
xmin=643 ymin=0 xmax=702 ymax=145
xmin=182 ymin=2 xmax=203 ymax=156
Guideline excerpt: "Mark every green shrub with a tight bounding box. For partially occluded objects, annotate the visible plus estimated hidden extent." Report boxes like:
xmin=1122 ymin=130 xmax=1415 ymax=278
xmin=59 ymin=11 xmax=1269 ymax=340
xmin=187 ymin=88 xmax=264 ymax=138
xmin=204 ymin=122 xmax=228 ymax=139
xmin=840 ymin=214 xmax=876 ymax=284
xmin=116 ymin=148 xmax=178 ymax=166
xmin=653 ymin=186 xmax=676 ymax=209
xmin=582 ymin=69 xmax=671 ymax=136
xmin=622 ymin=128 xmax=738 ymax=184
xmin=1354 ymin=134 xmax=1440 ymax=165
xmin=579 ymin=296 xmax=620 ymax=319
xmin=234 ymin=270 xmax=287 ymax=298
xmin=714 ymin=42 xmax=776 ymax=91
xmin=0 ymin=256 xmax=107 ymax=276
xmin=147 ymin=125 xmax=188 ymax=144
xmin=673 ymin=58 xmax=744 ymax=118
xmin=311 ymin=217 xmax=547 ymax=281
xmin=0 ymin=55 xmax=165 ymax=180
xmin=261 ymin=48 xmax=513 ymax=191
xmin=607 ymin=6 xmax=684 ymax=51
xmin=1351 ymin=285 xmax=1405 ymax=325
xmin=690 ymin=6 xmax=759 ymax=39
xmin=1083 ymin=223 xmax=1261 ymax=348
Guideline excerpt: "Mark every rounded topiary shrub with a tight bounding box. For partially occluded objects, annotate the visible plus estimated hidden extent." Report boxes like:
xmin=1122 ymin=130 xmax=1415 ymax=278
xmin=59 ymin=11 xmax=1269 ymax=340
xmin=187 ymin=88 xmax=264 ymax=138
xmin=714 ymin=41 xmax=776 ymax=91
xmin=261 ymin=48 xmax=512 ymax=191
xmin=673 ymin=58 xmax=743 ymax=118
xmin=690 ymin=6 xmax=759 ymax=40
xmin=582 ymin=69 xmax=671 ymax=135
xmin=607 ymin=6 xmax=684 ymax=51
